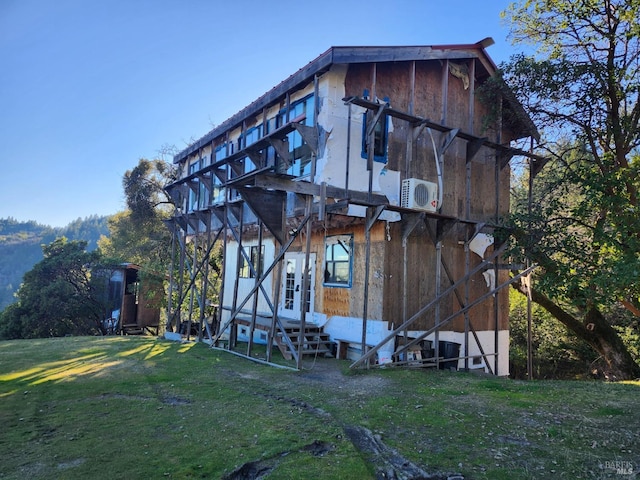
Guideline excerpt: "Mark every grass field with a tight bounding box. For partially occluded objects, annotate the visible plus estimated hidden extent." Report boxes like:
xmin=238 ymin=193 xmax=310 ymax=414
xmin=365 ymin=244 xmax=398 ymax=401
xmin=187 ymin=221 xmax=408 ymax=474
xmin=0 ymin=336 xmax=637 ymax=479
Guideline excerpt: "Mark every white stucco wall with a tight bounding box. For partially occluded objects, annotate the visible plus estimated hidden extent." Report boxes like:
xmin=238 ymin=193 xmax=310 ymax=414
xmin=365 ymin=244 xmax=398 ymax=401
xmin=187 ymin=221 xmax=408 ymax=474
xmin=316 ymin=66 xmax=400 ymax=222
xmin=222 ymin=239 xmax=276 ymax=321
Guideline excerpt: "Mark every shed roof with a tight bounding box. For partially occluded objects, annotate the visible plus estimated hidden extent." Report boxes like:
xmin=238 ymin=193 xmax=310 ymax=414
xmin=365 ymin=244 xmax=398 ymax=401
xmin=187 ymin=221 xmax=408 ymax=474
xmin=174 ymin=39 xmax=536 ymax=163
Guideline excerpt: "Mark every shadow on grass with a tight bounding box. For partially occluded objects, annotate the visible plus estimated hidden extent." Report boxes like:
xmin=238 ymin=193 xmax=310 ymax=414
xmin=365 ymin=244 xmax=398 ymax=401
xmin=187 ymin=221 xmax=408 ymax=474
xmin=0 ymin=336 xmax=197 ymax=395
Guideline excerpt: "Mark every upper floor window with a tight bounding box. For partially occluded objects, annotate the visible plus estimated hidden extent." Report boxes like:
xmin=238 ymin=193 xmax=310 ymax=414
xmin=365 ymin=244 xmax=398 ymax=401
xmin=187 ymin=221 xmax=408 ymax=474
xmin=215 ymin=144 xmax=228 ymax=162
xmin=210 ymin=175 xmax=225 ymax=205
xmin=188 ymin=161 xmax=199 ymax=211
xmin=240 ymin=245 xmax=264 ymax=279
xmin=361 ymin=111 xmax=389 ymax=164
xmin=277 ymin=95 xmax=315 ymax=127
xmin=323 ymin=234 xmax=353 ymax=287
xmin=243 ymin=125 xmax=263 ymax=147
xmin=276 ymin=94 xmax=315 ymax=177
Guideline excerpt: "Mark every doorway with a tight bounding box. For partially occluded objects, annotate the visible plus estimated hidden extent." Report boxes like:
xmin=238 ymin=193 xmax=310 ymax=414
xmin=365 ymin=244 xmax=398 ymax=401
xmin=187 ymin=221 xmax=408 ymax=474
xmin=280 ymin=252 xmax=315 ymax=320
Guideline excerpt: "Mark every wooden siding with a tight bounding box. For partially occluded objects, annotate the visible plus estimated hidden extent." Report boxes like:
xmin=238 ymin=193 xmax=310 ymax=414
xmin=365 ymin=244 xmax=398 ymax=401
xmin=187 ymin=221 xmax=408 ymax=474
xmin=341 ymin=59 xmax=512 ymax=333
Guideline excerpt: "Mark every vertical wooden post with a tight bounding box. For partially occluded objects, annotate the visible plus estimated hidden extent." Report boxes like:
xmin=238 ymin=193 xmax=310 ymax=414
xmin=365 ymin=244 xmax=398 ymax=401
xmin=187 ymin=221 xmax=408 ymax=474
xmin=268 ymin=258 xmax=283 ymax=363
xmin=247 ymin=221 xmax=263 ymax=356
xmin=345 ymin=103 xmax=352 ymax=196
xmin=166 ymin=219 xmax=177 ymax=332
xmin=198 ymin=216 xmax=212 ymax=342
xmin=186 ymin=220 xmax=198 ymax=340
xmin=435 ymin=60 xmax=449 ymax=368
xmin=494 ymin=95 xmax=504 ymax=375
xmin=217 ymin=206 xmax=228 ymax=345
xmin=361 ymin=63 xmax=377 ymax=367
xmin=230 ymin=207 xmax=244 ymax=349
xmin=463 ymin=58 xmax=476 ymax=371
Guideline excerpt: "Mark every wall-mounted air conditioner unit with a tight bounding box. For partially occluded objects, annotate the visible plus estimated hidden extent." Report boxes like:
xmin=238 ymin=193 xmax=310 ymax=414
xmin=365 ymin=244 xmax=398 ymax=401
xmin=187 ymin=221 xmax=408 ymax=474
xmin=401 ymin=178 xmax=438 ymax=212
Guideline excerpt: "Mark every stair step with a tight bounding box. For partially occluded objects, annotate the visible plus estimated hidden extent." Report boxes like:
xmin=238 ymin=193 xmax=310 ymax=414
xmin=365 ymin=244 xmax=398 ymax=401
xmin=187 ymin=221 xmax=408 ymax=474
xmin=281 ymin=347 xmax=332 ymax=355
xmin=274 ymin=325 xmax=334 ymax=361
xmin=282 ymin=338 xmax=331 ymax=344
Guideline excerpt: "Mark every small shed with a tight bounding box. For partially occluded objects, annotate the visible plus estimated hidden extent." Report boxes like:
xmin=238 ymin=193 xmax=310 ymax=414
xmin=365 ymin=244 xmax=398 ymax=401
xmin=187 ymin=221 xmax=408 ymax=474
xmin=100 ymin=263 xmax=161 ymax=335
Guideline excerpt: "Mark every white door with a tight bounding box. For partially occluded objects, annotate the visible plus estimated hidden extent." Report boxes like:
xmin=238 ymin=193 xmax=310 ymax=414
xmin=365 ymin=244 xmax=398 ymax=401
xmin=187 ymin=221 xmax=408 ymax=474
xmin=281 ymin=253 xmax=315 ymax=320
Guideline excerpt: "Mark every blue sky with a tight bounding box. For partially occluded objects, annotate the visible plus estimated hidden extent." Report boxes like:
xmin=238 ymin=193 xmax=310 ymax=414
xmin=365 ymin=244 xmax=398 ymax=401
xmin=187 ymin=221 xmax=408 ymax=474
xmin=0 ymin=0 xmax=522 ymax=227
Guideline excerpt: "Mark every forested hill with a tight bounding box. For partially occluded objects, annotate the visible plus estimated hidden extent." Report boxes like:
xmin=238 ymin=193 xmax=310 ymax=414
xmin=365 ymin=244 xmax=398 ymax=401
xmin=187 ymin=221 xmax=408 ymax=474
xmin=0 ymin=216 xmax=110 ymax=311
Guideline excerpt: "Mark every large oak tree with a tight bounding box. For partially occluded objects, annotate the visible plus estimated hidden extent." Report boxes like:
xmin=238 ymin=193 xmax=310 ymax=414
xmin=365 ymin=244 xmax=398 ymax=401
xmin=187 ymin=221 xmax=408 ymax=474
xmin=502 ymin=0 xmax=640 ymax=379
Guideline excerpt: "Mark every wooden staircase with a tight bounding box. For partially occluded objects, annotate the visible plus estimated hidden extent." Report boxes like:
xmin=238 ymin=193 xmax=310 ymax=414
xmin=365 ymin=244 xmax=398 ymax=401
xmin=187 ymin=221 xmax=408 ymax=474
xmin=275 ymin=325 xmax=334 ymax=360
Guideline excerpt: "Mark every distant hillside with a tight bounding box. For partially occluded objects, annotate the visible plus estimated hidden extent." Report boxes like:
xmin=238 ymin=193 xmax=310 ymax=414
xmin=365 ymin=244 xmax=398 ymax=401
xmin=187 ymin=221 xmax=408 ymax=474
xmin=0 ymin=216 xmax=110 ymax=311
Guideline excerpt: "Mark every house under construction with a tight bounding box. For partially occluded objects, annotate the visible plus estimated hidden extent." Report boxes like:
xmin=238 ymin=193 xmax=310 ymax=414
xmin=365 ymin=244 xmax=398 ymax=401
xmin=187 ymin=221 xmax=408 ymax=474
xmin=164 ymin=39 xmax=541 ymax=376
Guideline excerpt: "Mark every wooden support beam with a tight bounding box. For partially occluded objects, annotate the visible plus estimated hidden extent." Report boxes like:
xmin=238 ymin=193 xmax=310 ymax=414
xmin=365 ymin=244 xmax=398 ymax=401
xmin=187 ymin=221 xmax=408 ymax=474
xmin=245 ymin=149 xmax=265 ymax=169
xmin=436 ymin=218 xmax=457 ymax=243
xmin=292 ymin=124 xmax=318 ymax=153
xmin=174 ymin=214 xmax=189 ymax=232
xmin=343 ymin=95 xmax=547 ymax=165
xmin=466 ymin=137 xmax=486 ymax=163
xmin=195 ymin=211 xmax=210 ymax=229
xmin=395 ymin=247 xmax=495 ymax=375
xmin=401 ymin=212 xmax=425 ymax=245
xmin=212 ymin=166 xmax=227 ymax=183
xmin=366 ymin=205 xmax=386 ymax=231
xmin=366 ymin=102 xmax=389 ymax=139
xmin=499 ymin=150 xmax=515 ymax=170
xmin=186 ymin=178 xmax=199 ymax=194
xmin=228 ymin=159 xmax=245 ymax=178
xmin=235 ymin=186 xmax=286 ymax=245
xmin=186 ymin=213 xmax=200 ymax=232
xmin=209 ymin=205 xmax=226 ymax=225
xmin=318 ymin=181 xmax=327 ymax=221
xmin=162 ymin=218 xmax=179 ymax=234
xmin=412 ymin=121 xmax=428 ymax=141
xmin=268 ymin=137 xmax=291 ymax=170
xmin=440 ymin=128 xmax=459 ymax=155
xmin=211 ymin=213 xmax=313 ymax=355
xmin=251 ymin=174 xmax=388 ymax=205
xmin=165 ymin=183 xmax=188 ymax=205
xmin=530 ymin=157 xmax=549 ymax=178
xmin=196 ymin=172 xmax=212 ymax=193
xmin=227 ymin=203 xmax=243 ymax=223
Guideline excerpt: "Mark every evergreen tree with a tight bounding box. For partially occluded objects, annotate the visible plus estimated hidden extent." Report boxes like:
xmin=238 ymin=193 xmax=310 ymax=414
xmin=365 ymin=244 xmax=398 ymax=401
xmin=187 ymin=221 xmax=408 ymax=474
xmin=0 ymin=238 xmax=107 ymax=339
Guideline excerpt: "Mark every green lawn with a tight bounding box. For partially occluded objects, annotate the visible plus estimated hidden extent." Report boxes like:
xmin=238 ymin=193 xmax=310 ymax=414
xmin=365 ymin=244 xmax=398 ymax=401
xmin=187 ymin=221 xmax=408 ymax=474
xmin=0 ymin=336 xmax=637 ymax=479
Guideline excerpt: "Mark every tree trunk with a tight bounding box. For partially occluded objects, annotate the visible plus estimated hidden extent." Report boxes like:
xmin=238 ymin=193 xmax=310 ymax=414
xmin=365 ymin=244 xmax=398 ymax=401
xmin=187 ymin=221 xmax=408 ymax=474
xmin=512 ymin=282 xmax=640 ymax=381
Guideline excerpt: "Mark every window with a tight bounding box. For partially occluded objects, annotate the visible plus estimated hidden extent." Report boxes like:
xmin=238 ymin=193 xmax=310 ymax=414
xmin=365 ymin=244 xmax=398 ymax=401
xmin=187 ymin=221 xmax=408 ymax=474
xmin=275 ymin=94 xmax=315 ymax=177
xmin=198 ymin=155 xmax=209 ymax=209
xmin=243 ymin=157 xmax=256 ymax=175
xmin=240 ymin=245 xmax=264 ymax=279
xmin=187 ymin=157 xmax=209 ymax=210
xmin=210 ymin=175 xmax=225 ymax=205
xmin=215 ymin=144 xmax=227 ymax=162
xmin=324 ymin=235 xmax=353 ymax=287
xmin=188 ymin=161 xmax=199 ymax=211
xmin=243 ymin=125 xmax=262 ymax=147
xmin=361 ymin=111 xmax=389 ymax=164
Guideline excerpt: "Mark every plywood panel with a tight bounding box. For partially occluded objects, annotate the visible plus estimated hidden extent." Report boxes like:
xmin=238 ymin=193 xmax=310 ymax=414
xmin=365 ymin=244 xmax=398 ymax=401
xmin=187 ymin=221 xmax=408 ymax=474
xmin=323 ymin=287 xmax=351 ymax=317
